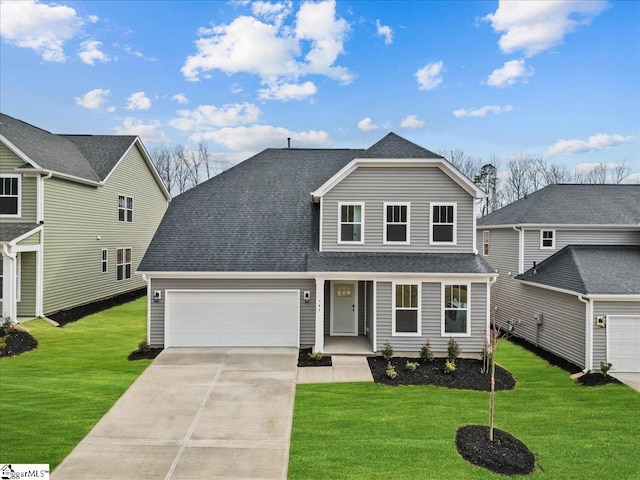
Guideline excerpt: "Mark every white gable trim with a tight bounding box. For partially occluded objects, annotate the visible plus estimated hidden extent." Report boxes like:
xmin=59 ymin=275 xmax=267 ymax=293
xmin=311 ymin=158 xmax=485 ymax=201
xmin=1 ymin=134 xmax=43 ymax=170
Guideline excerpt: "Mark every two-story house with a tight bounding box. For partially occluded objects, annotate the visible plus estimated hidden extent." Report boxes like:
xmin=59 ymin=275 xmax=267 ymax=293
xmin=0 ymin=112 xmax=170 ymax=324
xmin=139 ymin=133 xmax=497 ymax=354
xmin=477 ymin=184 xmax=640 ymax=372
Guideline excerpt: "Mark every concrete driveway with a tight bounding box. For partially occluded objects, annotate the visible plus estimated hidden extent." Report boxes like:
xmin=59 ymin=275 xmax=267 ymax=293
xmin=52 ymin=347 xmax=298 ymax=480
xmin=611 ymin=372 xmax=640 ymax=392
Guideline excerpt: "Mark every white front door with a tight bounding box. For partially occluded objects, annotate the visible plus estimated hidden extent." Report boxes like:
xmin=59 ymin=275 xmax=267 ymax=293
xmin=331 ymin=282 xmax=357 ymax=335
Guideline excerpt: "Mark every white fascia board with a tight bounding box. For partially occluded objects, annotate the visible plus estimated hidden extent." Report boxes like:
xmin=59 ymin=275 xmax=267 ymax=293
xmin=103 ymin=138 xmax=171 ymax=201
xmin=311 ymin=158 xmax=485 ymax=201
xmin=477 ymin=223 xmax=640 ymax=230
xmin=138 ymin=271 xmax=313 ymax=280
xmin=516 ymin=279 xmax=582 ymax=297
xmin=1 ymin=135 xmax=42 ymax=169
xmin=518 ymin=279 xmax=640 ymax=300
xmin=7 ymin=225 xmax=43 ymax=246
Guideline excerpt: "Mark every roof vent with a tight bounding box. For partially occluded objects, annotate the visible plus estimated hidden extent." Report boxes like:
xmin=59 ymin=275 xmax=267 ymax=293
xmin=287 ymin=137 xmax=291 ymax=149
xmin=532 ymin=261 xmax=537 ymax=275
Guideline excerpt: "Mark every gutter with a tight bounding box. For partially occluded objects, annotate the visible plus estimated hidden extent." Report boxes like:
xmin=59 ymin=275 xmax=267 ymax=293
xmin=577 ymin=295 xmax=593 ymax=373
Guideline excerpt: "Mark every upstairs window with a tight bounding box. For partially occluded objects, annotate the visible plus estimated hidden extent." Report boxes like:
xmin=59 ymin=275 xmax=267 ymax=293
xmin=430 ymin=203 xmax=456 ymax=244
xmin=118 ymin=195 xmax=133 ymax=223
xmin=384 ymin=203 xmax=409 ymax=244
xmin=394 ymin=283 xmax=420 ymax=335
xmin=101 ymin=249 xmax=108 ymax=274
xmin=116 ymin=247 xmax=132 ymax=281
xmin=482 ymin=231 xmax=490 ymax=256
xmin=442 ymin=284 xmax=469 ymax=336
xmin=540 ymin=230 xmax=555 ymax=249
xmin=339 ymin=203 xmax=364 ymax=243
xmin=0 ymin=175 xmax=20 ymax=216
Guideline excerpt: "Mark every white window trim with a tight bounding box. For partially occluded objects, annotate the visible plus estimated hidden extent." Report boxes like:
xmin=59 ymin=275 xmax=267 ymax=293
xmin=116 ymin=247 xmax=132 ymax=281
xmin=392 ymin=281 xmax=421 ymax=337
xmin=118 ymin=194 xmax=134 ymax=223
xmin=441 ymin=282 xmax=471 ymax=337
xmin=540 ymin=229 xmax=555 ymax=249
xmin=337 ymin=202 xmax=365 ymax=244
xmin=429 ymin=202 xmax=457 ymax=245
xmin=482 ymin=231 xmax=490 ymax=256
xmin=101 ymin=248 xmax=108 ymax=274
xmin=0 ymin=174 xmax=22 ymax=218
xmin=383 ymin=202 xmax=410 ymax=245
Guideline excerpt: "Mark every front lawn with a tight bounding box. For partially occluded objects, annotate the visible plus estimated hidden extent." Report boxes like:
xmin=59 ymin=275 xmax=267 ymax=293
xmin=289 ymin=341 xmax=640 ymax=479
xmin=0 ymin=298 xmax=151 ymax=470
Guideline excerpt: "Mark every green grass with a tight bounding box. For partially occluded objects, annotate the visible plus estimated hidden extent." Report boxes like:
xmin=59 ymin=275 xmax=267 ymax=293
xmin=0 ymin=298 xmax=151 ymax=469
xmin=289 ymin=341 xmax=640 ymax=479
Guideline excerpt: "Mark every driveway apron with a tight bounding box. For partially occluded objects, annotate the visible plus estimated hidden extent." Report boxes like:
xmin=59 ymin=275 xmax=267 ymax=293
xmin=51 ymin=347 xmax=298 ymax=480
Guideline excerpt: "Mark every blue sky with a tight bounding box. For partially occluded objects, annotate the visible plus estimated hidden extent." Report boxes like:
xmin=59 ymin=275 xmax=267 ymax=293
xmin=1 ymin=0 xmax=638 ymax=181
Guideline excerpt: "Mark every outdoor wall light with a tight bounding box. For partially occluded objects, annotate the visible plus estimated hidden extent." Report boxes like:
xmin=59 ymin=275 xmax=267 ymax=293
xmin=153 ymin=290 xmax=162 ymax=302
xmin=303 ymin=291 xmax=311 ymax=303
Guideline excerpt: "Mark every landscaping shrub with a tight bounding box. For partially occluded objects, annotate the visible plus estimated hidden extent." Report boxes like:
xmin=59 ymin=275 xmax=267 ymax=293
xmin=420 ymin=342 xmax=434 ymax=362
xmin=447 ymin=337 xmax=460 ymax=363
xmin=385 ymin=362 xmax=398 ymax=379
xmin=405 ymin=361 xmax=419 ymax=372
xmin=381 ymin=342 xmax=394 ymax=361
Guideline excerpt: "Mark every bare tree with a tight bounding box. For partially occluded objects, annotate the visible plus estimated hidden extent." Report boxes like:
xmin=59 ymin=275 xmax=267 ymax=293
xmin=442 ymin=148 xmax=482 ymax=180
xmin=188 ymin=150 xmax=203 ymax=187
xmin=173 ymin=145 xmax=192 ymax=194
xmin=198 ymin=140 xmax=212 ymax=180
xmin=504 ymin=155 xmax=533 ymax=203
xmin=473 ymin=163 xmax=500 ymax=215
xmin=150 ymin=145 xmax=175 ymax=195
xmin=611 ymin=161 xmax=630 ymax=184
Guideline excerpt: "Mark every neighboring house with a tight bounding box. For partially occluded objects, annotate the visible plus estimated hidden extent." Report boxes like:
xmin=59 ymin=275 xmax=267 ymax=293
xmin=0 ymin=112 xmax=170 ymax=323
xmin=477 ymin=184 xmax=640 ymax=373
xmin=139 ymin=133 xmax=497 ymax=354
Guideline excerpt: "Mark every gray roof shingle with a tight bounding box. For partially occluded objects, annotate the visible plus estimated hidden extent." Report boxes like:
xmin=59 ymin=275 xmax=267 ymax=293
xmin=358 ymin=132 xmax=444 ymax=159
xmin=0 ymin=223 xmax=40 ymax=243
xmin=139 ymin=134 xmax=492 ymax=275
xmin=1 ymin=112 xmax=137 ymax=182
xmin=478 ymin=184 xmax=640 ymax=226
xmin=516 ymin=245 xmax=640 ymax=295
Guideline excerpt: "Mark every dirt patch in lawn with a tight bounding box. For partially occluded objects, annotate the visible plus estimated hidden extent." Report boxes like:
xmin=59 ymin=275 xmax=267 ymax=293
xmin=576 ymin=373 xmax=622 ymax=387
xmin=0 ymin=328 xmax=39 ymax=357
xmin=367 ymin=356 xmax=516 ymax=391
xmin=298 ymin=348 xmax=332 ymax=367
xmin=456 ymin=425 xmax=536 ymax=476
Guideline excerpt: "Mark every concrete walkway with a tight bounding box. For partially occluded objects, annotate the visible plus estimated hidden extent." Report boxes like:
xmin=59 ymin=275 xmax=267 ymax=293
xmin=52 ymin=347 xmax=298 ymax=480
xmin=297 ymin=355 xmax=374 ymax=384
xmin=611 ymin=373 xmax=640 ymax=393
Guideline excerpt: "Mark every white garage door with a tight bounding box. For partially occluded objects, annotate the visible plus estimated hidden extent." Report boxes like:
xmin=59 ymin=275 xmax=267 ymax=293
xmin=165 ymin=290 xmax=299 ymax=347
xmin=608 ymin=315 xmax=640 ymax=373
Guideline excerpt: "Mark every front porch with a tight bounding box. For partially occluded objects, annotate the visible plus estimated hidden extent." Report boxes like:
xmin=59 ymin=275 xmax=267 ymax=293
xmin=323 ymin=335 xmax=374 ymax=355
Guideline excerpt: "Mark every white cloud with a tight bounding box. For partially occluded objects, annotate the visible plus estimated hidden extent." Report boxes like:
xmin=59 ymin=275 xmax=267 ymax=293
xmin=74 ymin=88 xmax=110 ymax=109
xmin=376 ymin=19 xmax=393 ymax=45
xmin=624 ymin=172 xmax=640 ymax=184
xmin=172 ymin=93 xmax=189 ymax=105
xmin=125 ymin=92 xmax=152 ymax=111
xmin=415 ymin=61 xmax=444 ymax=91
xmin=544 ymin=133 xmax=637 ymax=157
xmin=0 ymin=0 xmax=83 ymax=62
xmin=484 ymin=0 xmax=607 ymax=57
xmin=453 ymin=105 xmax=513 ymax=118
xmin=113 ymin=117 xmax=169 ymax=144
xmin=400 ymin=115 xmax=426 ymax=129
xmin=78 ymin=40 xmax=110 ymax=66
xmin=181 ymin=0 xmax=352 ymax=94
xmin=87 ymin=15 xmax=99 ymax=24
xmin=201 ymin=124 xmax=331 ymax=151
xmin=357 ymin=117 xmax=380 ymax=132
xmin=169 ymin=103 xmax=261 ymax=131
xmin=487 ymin=59 xmax=534 ymax=88
xmin=258 ymin=81 xmax=317 ymax=101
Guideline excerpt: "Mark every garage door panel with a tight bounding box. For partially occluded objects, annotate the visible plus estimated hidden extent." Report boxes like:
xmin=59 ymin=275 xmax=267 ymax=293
xmin=608 ymin=315 xmax=640 ymax=373
xmin=166 ymin=290 xmax=299 ymax=347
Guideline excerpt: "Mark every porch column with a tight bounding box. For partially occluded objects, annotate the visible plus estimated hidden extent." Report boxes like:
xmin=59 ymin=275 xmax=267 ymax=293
xmin=2 ymin=247 xmax=17 ymax=323
xmin=314 ymin=278 xmax=325 ymax=352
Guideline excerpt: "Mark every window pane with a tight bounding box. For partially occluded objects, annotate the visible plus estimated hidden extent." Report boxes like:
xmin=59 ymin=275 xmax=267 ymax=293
xmin=119 ymin=209 xmax=125 ymax=222
xmin=352 ymin=205 xmax=361 ymax=222
xmin=341 ymin=223 xmax=361 ymax=242
xmin=116 ymin=248 xmax=123 ymax=264
xmin=0 ymin=197 xmax=18 ymax=215
xmin=127 ymin=197 xmax=133 ymax=209
xmin=118 ymin=195 xmax=125 ymax=208
xmin=445 ymin=310 xmax=467 ymax=333
xmin=387 ymin=224 xmax=406 ymax=242
xmin=395 ymin=284 xmax=403 ymax=307
xmin=396 ymin=310 xmax=418 ymax=333
xmin=126 ymin=210 xmax=133 ymax=222
xmin=125 ymin=248 xmax=132 ymax=262
xmin=400 ymin=205 xmax=407 ymax=222
xmin=410 ymin=285 xmax=418 ymax=308
xmin=433 ymin=225 xmax=453 ymax=242
xmin=433 ymin=205 xmax=440 ymax=223
xmin=125 ymin=264 xmax=131 ymax=279
xmin=117 ymin=265 xmax=124 ymax=281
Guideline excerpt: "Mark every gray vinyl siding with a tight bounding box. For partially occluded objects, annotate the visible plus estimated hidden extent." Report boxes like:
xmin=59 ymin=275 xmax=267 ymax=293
xmin=148 ymin=278 xmax=316 ymax=347
xmin=0 ymin=144 xmax=37 ymax=223
xmin=42 ymin=145 xmax=167 ymax=315
xmin=17 ymin=252 xmax=37 ymax=317
xmin=15 ymin=230 xmax=41 ymax=246
xmin=375 ymin=281 xmax=487 ymax=355
xmin=593 ymin=301 xmax=640 ymax=369
xmin=322 ymin=167 xmax=474 ymax=253
xmin=523 ymin=228 xmax=640 ymax=267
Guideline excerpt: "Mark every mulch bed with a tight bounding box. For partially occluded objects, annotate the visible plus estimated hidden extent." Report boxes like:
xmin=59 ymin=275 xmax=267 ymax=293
xmin=456 ymin=425 xmax=536 ymax=476
xmin=0 ymin=328 xmax=39 ymax=357
xmin=127 ymin=347 xmax=164 ymax=361
xmin=298 ymin=348 xmax=332 ymax=367
xmin=576 ymin=373 xmax=622 ymax=387
xmin=367 ymin=356 xmax=516 ymax=391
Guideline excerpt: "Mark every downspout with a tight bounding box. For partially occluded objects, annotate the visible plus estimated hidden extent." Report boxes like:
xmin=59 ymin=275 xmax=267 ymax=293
xmin=487 ymin=276 xmax=498 ymax=342
xmin=512 ymin=226 xmax=524 ymax=274
xmin=2 ymin=244 xmax=17 ymax=324
xmin=577 ymin=295 xmax=593 ymax=373
xmin=142 ymin=274 xmax=151 ymax=345
xmin=36 ymin=172 xmax=52 ymax=318
xmin=473 ymin=198 xmax=482 ymax=255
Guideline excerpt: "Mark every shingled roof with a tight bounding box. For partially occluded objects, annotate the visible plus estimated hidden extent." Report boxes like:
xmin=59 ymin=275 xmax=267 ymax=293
xmin=1 ymin=112 xmax=137 ymax=183
xmin=516 ymin=245 xmax=640 ymax=295
xmin=478 ymin=184 xmax=640 ymax=226
xmin=358 ymin=132 xmax=443 ymax=159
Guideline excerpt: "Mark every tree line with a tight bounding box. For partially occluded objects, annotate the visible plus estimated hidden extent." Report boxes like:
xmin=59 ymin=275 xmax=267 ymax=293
xmin=150 ymin=142 xmax=632 ymax=214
